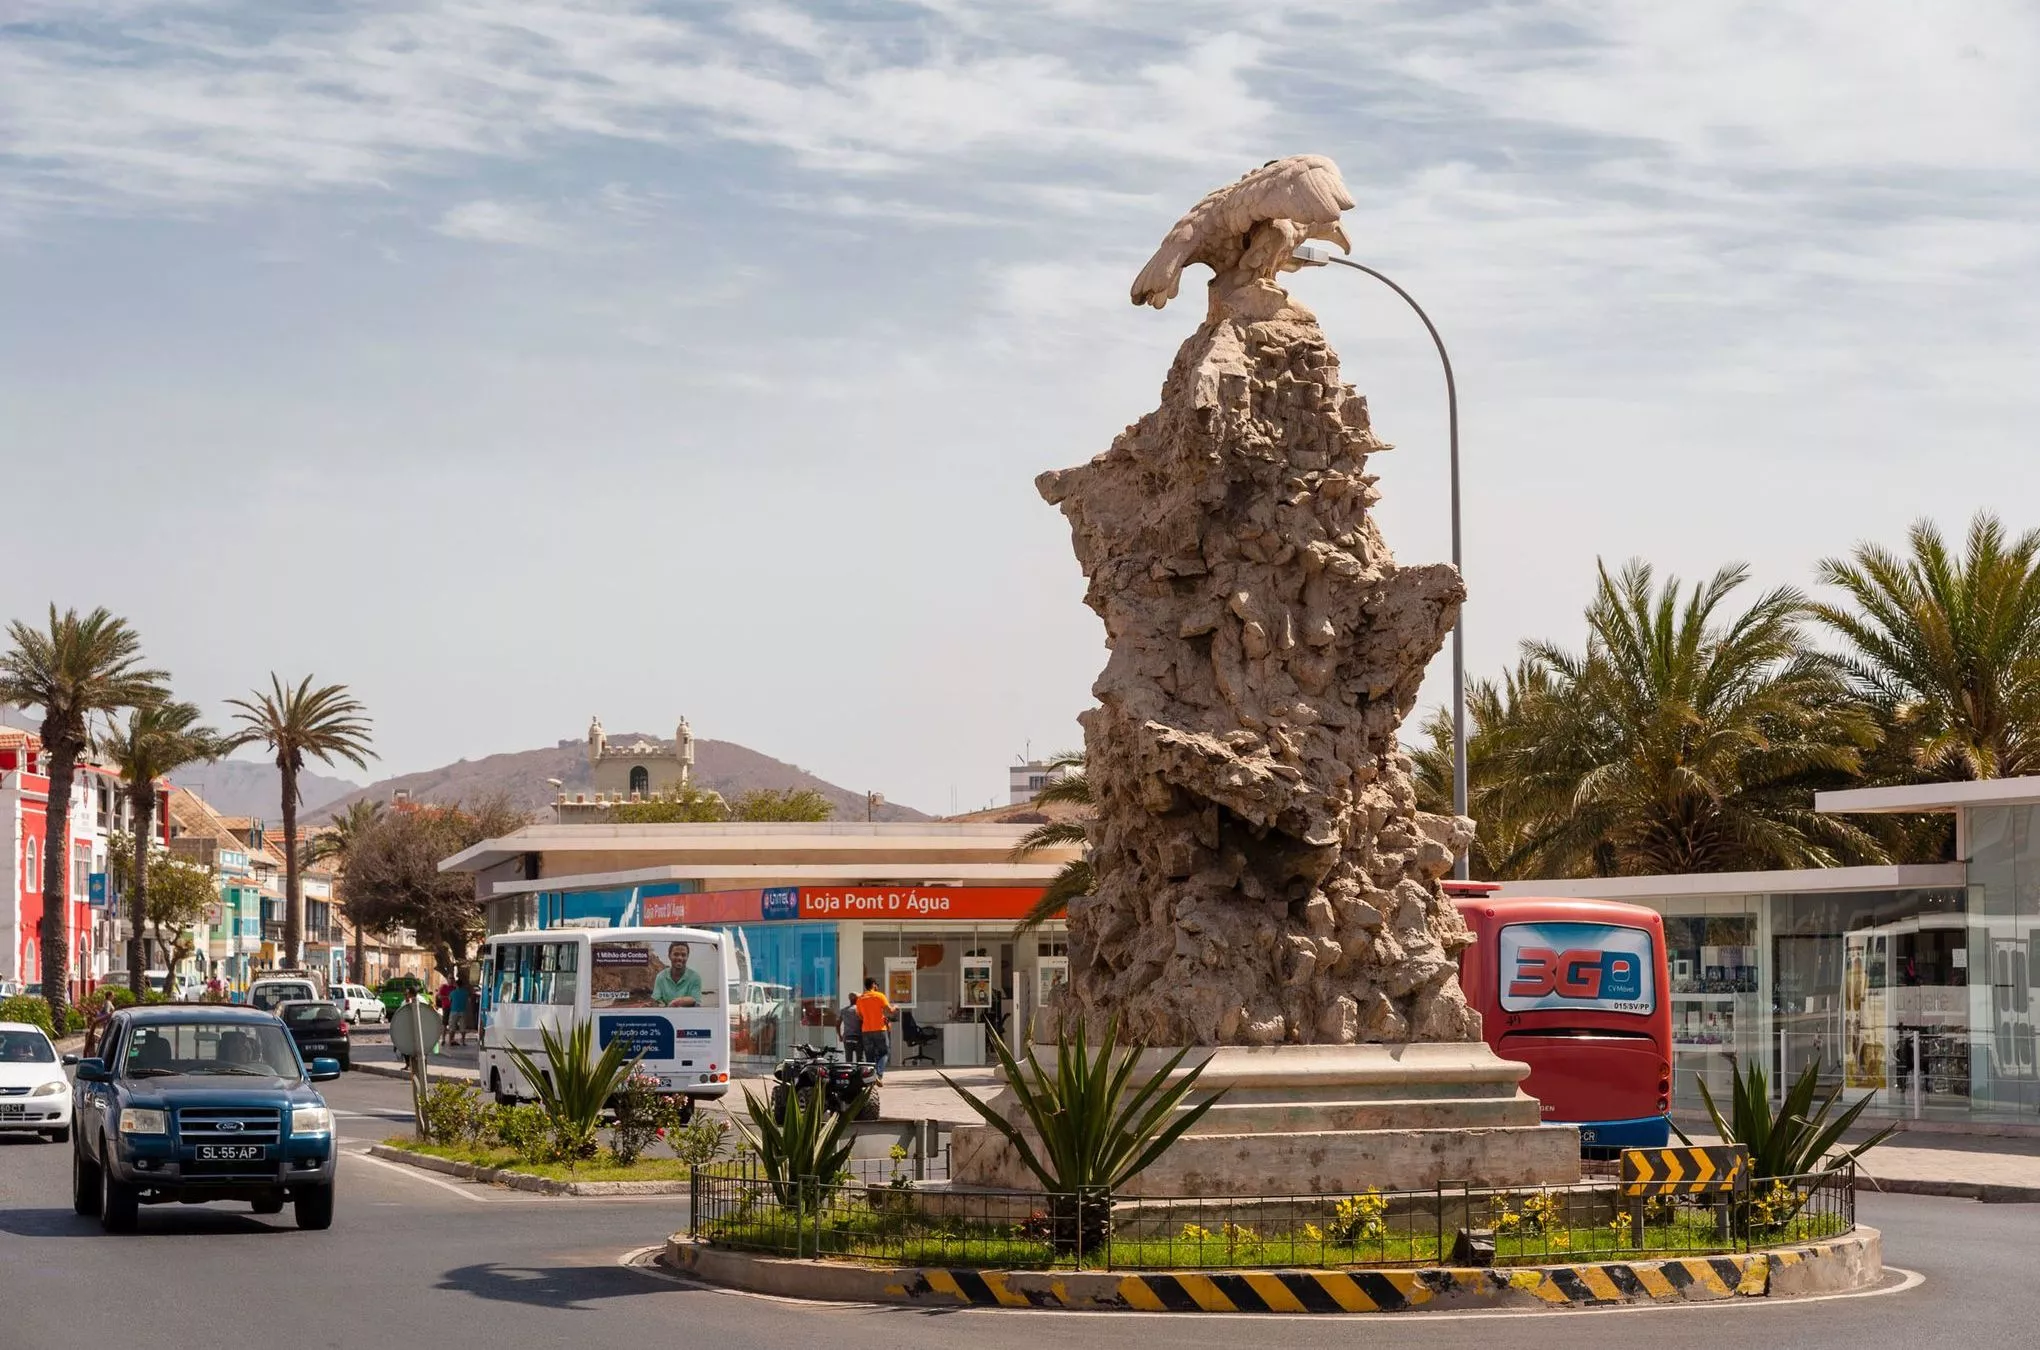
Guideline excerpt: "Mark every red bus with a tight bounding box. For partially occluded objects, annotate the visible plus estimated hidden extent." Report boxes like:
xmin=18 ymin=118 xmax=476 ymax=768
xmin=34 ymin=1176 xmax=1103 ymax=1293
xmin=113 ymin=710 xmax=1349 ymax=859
xmin=1450 ymin=888 xmax=1674 ymax=1153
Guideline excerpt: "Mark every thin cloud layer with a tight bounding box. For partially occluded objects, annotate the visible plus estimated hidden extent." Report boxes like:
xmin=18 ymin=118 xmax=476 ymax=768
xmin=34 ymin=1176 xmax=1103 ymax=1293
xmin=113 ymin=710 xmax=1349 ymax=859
xmin=2 ymin=1 xmax=2036 ymax=808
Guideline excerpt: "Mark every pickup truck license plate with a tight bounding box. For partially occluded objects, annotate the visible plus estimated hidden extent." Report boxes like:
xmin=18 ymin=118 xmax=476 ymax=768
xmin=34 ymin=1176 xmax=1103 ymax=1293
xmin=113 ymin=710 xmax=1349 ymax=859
xmin=195 ymin=1144 xmax=266 ymax=1161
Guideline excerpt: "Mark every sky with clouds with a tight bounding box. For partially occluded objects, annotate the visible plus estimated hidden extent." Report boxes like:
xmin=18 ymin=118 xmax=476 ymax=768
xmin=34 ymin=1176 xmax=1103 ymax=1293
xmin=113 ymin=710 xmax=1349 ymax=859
xmin=3 ymin=1 xmax=2037 ymax=813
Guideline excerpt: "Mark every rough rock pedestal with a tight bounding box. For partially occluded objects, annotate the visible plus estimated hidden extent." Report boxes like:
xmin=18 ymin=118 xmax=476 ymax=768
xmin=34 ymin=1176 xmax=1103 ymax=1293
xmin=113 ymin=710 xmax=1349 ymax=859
xmin=953 ymin=160 xmax=1578 ymax=1193
xmin=1035 ymin=312 xmax=1482 ymax=1049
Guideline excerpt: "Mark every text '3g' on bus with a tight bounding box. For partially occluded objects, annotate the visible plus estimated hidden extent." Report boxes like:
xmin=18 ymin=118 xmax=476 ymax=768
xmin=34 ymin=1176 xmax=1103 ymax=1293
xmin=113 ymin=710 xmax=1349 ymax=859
xmin=477 ymin=926 xmax=731 ymax=1120
xmin=1451 ymin=888 xmax=1674 ymax=1154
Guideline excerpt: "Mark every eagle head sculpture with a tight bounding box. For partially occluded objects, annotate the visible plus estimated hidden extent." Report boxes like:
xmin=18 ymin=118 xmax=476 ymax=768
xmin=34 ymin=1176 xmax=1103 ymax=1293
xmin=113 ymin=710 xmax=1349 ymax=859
xmin=1130 ymin=155 xmax=1355 ymax=314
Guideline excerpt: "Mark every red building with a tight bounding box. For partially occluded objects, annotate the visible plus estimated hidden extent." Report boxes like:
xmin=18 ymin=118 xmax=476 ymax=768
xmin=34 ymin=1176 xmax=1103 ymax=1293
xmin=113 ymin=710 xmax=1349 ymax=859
xmin=1 ymin=727 xmax=168 ymax=998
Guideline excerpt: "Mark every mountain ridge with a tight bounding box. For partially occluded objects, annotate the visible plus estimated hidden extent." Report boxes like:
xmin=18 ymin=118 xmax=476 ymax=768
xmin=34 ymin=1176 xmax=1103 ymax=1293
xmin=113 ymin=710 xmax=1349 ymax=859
xmin=304 ymin=734 xmax=929 ymax=824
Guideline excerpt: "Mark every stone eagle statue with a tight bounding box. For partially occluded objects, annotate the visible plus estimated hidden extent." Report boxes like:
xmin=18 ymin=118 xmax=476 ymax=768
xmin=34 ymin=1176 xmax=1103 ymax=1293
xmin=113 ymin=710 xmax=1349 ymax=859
xmin=1131 ymin=155 xmax=1354 ymax=321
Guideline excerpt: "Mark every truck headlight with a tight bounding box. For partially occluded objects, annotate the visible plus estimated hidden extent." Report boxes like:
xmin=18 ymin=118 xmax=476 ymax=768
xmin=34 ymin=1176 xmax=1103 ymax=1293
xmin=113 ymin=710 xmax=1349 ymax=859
xmin=291 ymin=1105 xmax=333 ymax=1136
xmin=119 ymin=1108 xmax=167 ymax=1135
xmin=31 ymin=1080 xmax=65 ymax=1097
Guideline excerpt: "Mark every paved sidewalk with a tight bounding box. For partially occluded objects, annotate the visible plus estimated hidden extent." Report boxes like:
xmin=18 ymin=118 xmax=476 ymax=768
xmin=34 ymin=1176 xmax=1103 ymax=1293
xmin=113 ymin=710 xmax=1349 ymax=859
xmin=1855 ymin=1132 xmax=2040 ymax=1202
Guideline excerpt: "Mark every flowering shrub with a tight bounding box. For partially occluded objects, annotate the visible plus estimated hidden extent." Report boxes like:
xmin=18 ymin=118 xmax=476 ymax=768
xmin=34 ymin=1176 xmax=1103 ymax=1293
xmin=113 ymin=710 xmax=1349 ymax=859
xmin=670 ymin=1115 xmax=732 ymax=1169
xmin=1746 ymin=1179 xmax=1805 ymax=1232
xmin=1328 ymin=1190 xmax=1388 ymax=1243
xmin=1518 ymin=1190 xmax=1563 ymax=1235
xmin=610 ymin=1070 xmax=674 ymax=1166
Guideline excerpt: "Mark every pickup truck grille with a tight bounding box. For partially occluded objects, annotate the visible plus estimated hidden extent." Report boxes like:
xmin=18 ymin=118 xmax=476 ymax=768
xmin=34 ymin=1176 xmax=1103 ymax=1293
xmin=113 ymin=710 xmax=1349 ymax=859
xmin=177 ymin=1107 xmax=283 ymax=1144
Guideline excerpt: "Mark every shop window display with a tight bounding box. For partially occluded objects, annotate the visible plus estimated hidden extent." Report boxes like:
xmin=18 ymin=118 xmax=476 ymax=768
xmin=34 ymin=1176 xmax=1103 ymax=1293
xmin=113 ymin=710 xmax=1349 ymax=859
xmin=1662 ymin=910 xmax=1760 ymax=1110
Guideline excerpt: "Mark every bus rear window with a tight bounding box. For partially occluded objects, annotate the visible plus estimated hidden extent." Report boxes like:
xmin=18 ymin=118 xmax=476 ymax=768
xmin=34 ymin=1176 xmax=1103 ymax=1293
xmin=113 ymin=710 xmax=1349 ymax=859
xmin=1498 ymin=921 xmax=1656 ymax=1015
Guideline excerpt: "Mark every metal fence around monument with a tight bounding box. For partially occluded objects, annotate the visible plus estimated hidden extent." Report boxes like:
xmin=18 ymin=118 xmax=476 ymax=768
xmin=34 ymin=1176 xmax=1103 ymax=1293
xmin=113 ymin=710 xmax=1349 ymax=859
xmin=688 ymin=1160 xmax=1856 ymax=1271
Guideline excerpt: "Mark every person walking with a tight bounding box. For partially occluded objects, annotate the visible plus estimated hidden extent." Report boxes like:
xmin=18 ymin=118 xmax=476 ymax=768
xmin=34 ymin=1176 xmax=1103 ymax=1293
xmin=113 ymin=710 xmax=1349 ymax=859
xmin=448 ymin=976 xmax=473 ymax=1048
xmin=838 ymin=993 xmax=863 ymax=1061
xmin=853 ymin=977 xmax=894 ymax=1081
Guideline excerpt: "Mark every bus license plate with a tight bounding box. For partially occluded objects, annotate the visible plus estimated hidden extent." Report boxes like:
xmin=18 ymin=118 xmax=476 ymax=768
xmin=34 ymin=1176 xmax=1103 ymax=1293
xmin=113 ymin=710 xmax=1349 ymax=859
xmin=195 ymin=1144 xmax=266 ymax=1161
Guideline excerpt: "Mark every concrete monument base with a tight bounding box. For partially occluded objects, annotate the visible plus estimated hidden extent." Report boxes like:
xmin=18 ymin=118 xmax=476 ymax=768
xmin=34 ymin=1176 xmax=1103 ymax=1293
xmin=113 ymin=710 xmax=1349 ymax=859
xmin=949 ymin=1042 xmax=1580 ymax=1197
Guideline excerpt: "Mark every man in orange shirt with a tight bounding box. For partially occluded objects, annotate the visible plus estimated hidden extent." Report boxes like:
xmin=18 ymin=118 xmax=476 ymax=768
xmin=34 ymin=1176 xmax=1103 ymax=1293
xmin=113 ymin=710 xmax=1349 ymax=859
xmin=853 ymin=977 xmax=894 ymax=1080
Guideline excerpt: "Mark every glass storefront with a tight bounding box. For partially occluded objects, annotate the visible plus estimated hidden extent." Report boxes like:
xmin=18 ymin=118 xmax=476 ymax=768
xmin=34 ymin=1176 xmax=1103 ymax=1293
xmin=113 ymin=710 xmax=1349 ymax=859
xmin=1660 ymin=897 xmax=1763 ymax=1113
xmin=1613 ymin=878 xmax=2027 ymax=1125
xmin=726 ymin=921 xmax=837 ymax=1065
xmin=1769 ymin=887 xmax=1970 ymax=1121
xmin=1966 ymin=806 xmax=2040 ymax=1119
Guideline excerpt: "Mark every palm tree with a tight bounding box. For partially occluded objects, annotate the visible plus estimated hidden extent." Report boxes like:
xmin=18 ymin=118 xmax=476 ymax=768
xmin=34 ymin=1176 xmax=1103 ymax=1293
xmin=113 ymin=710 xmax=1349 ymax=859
xmin=1409 ymin=662 xmax=1558 ymax=878
xmin=1009 ymin=752 xmax=1092 ymax=932
xmin=227 ymin=676 xmax=373 ymax=971
xmin=306 ymin=798 xmax=386 ymax=984
xmin=1485 ymin=561 xmax=1884 ymax=878
xmin=1812 ymin=513 xmax=2040 ymax=781
xmin=95 ymin=701 xmax=230 ymax=993
xmin=0 ymin=607 xmax=168 ymax=1022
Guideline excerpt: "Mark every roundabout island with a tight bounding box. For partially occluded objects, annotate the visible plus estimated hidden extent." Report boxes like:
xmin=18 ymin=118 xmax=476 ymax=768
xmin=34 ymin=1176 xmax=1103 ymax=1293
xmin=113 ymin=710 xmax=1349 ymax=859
xmin=657 ymin=155 xmax=1894 ymax=1316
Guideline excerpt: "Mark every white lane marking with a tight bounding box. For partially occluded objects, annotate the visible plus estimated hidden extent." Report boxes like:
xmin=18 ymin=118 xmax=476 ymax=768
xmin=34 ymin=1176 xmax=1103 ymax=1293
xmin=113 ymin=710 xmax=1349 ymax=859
xmin=345 ymin=1149 xmax=533 ymax=1203
xmin=613 ymin=1248 xmax=1925 ymax=1321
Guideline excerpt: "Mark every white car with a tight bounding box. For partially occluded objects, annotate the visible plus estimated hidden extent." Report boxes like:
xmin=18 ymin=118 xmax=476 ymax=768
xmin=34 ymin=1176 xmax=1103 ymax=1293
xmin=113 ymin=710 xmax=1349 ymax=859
xmin=0 ymin=1021 xmax=74 ymax=1143
xmin=333 ymin=984 xmax=386 ymax=1024
xmin=248 ymin=977 xmax=321 ymax=1013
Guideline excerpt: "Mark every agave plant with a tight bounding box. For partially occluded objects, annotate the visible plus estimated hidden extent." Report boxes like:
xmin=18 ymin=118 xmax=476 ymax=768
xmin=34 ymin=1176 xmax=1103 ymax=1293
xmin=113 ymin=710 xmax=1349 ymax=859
xmin=945 ymin=1018 xmax=1223 ymax=1255
xmin=737 ymin=1080 xmax=865 ymax=1214
xmin=1682 ymin=1054 xmax=1899 ymax=1180
xmin=503 ymin=1021 xmax=639 ymax=1162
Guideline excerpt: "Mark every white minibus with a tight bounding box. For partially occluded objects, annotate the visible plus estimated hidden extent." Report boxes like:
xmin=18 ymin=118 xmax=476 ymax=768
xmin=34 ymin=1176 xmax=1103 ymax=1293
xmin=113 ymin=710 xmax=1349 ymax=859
xmin=477 ymin=926 xmax=731 ymax=1119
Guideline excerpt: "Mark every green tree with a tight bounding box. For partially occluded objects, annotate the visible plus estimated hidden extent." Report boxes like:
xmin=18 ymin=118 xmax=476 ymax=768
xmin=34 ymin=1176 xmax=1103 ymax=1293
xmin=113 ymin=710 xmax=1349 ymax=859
xmin=0 ymin=606 xmax=167 ymax=1024
xmin=143 ymin=853 xmax=219 ymax=980
xmin=227 ymin=676 xmax=373 ymax=971
xmin=608 ymin=786 xmax=729 ymax=824
xmin=1009 ymin=752 xmax=1091 ymax=932
xmin=1483 ymin=560 xmax=1884 ymax=878
xmin=1812 ymin=513 xmax=2040 ymax=781
xmin=95 ymin=700 xmax=230 ymax=993
xmin=306 ymin=799 xmax=387 ymax=984
xmin=341 ymin=798 xmax=529 ymax=974
xmin=1409 ymin=665 xmax=1560 ymax=879
xmin=730 ymin=787 xmax=836 ymax=822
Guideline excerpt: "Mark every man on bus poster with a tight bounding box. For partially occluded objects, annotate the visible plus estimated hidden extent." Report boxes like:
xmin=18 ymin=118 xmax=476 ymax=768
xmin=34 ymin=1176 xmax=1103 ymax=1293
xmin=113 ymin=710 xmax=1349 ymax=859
xmin=590 ymin=940 xmax=711 ymax=1009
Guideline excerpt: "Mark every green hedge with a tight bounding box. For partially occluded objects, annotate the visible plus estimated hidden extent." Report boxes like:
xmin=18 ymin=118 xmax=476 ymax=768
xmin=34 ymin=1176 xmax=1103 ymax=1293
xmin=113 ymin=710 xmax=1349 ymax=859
xmin=0 ymin=994 xmax=54 ymax=1034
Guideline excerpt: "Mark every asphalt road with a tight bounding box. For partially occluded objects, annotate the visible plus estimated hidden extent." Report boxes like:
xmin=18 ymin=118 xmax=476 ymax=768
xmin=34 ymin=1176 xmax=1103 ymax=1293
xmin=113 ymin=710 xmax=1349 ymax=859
xmin=1 ymin=1071 xmax=2033 ymax=1350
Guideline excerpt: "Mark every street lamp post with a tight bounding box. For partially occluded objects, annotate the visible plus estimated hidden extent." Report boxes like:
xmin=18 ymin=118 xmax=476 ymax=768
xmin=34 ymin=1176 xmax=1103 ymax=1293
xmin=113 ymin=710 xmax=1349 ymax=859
xmin=1293 ymin=243 xmax=1468 ymax=879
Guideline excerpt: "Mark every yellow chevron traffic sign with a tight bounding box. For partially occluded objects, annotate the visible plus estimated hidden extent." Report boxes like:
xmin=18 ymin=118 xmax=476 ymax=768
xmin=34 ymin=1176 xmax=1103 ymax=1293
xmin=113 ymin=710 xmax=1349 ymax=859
xmin=1621 ymin=1144 xmax=1749 ymax=1196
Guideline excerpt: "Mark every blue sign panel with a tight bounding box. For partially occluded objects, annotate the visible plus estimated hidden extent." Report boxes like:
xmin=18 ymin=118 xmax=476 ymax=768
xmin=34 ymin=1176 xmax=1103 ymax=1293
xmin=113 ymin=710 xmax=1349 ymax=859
xmin=762 ymin=887 xmax=800 ymax=921
xmin=597 ymin=1014 xmax=675 ymax=1060
xmin=88 ymin=872 xmax=107 ymax=906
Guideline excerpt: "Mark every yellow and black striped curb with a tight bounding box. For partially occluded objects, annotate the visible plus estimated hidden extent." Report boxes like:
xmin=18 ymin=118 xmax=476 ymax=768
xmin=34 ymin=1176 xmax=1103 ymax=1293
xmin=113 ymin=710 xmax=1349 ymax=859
xmin=664 ymin=1227 xmax=1881 ymax=1313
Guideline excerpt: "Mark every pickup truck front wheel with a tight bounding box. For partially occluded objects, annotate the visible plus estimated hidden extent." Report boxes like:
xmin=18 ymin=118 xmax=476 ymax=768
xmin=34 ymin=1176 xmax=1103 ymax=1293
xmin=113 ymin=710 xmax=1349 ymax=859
xmin=72 ymin=1146 xmax=101 ymax=1217
xmin=295 ymin=1181 xmax=335 ymax=1230
xmin=100 ymin=1157 xmax=140 ymax=1232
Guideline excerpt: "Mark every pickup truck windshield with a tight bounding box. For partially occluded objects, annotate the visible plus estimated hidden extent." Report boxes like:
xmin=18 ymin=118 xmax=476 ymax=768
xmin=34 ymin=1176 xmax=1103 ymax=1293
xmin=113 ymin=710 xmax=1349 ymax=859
xmin=123 ymin=1022 xmax=301 ymax=1078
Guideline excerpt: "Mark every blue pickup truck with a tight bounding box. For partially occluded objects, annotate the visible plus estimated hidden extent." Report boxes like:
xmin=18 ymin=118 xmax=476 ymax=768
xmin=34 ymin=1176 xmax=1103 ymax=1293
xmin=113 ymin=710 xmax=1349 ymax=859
xmin=71 ymin=1005 xmax=342 ymax=1231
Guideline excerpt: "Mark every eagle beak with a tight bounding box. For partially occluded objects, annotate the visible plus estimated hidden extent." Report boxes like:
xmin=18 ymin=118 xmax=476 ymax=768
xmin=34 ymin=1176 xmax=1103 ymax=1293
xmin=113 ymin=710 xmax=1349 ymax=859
xmin=1328 ymin=223 xmax=1351 ymax=254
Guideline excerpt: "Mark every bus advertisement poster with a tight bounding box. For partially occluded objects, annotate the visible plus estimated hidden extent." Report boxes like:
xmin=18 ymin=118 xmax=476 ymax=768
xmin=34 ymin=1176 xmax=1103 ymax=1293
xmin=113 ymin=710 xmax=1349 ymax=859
xmin=1498 ymin=921 xmax=1657 ymax=1015
xmin=597 ymin=1014 xmax=675 ymax=1060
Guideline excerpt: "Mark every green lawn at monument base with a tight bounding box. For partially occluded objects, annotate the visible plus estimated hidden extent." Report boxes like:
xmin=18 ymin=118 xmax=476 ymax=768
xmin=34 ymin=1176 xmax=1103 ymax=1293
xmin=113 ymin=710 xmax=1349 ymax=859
xmin=699 ymin=1202 xmax=1850 ymax=1271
